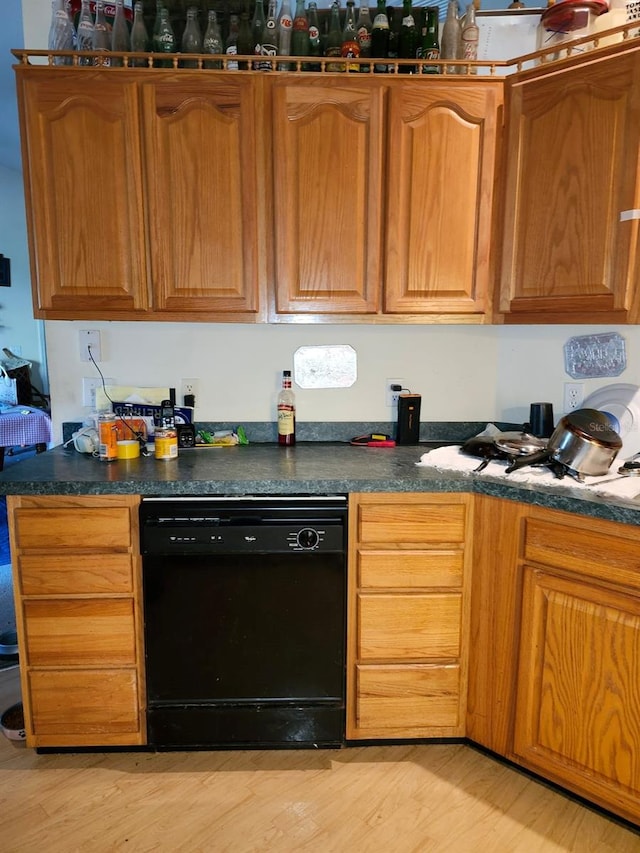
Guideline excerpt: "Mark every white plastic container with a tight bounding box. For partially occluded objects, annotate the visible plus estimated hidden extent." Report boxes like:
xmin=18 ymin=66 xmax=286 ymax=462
xmin=537 ymin=0 xmax=608 ymax=61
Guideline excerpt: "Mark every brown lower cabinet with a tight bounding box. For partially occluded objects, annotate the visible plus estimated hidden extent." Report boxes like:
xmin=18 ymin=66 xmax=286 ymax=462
xmin=347 ymin=493 xmax=474 ymax=740
xmin=7 ymin=494 xmax=146 ymax=748
xmin=7 ymin=490 xmax=640 ymax=824
xmin=468 ymin=495 xmax=640 ymax=826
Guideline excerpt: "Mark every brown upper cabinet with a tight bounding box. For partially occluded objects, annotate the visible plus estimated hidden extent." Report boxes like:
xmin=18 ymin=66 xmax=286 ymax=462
xmin=498 ymin=44 xmax=640 ymax=323
xmin=14 ymin=38 xmax=640 ymax=324
xmin=16 ymin=67 xmax=266 ymax=322
xmin=270 ymin=76 xmax=502 ymax=322
xmin=14 ymin=60 xmax=502 ymax=323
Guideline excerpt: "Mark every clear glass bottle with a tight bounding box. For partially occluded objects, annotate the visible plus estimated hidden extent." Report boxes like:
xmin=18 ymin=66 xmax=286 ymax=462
xmin=49 ymin=0 xmax=76 ymax=65
xmin=421 ymin=6 xmax=440 ymax=74
xmin=153 ymin=5 xmax=176 ymax=66
xmin=203 ymin=9 xmax=223 ymax=68
xmin=371 ymin=0 xmax=390 ymax=73
xmin=291 ymin=0 xmax=309 ymax=60
xmin=92 ymin=0 xmax=112 ymax=64
xmin=130 ymin=1 xmax=150 ymax=64
xmin=398 ymin=0 xmax=417 ymax=73
xmin=277 ymin=370 xmax=296 ymax=446
xmin=225 ymin=13 xmax=240 ymax=70
xmin=76 ymin=0 xmax=94 ymax=64
xmin=441 ymin=0 xmax=461 ymax=74
xmin=307 ymin=1 xmax=322 ymax=70
xmin=277 ymin=0 xmax=293 ymax=70
xmin=460 ymin=3 xmax=479 ymax=73
xmin=258 ymin=0 xmax=278 ymax=70
xmin=181 ymin=6 xmax=202 ymax=67
xmin=252 ymin=0 xmax=266 ymax=66
xmin=111 ymin=0 xmax=130 ymax=66
xmin=356 ymin=1 xmax=373 ymax=71
xmin=341 ymin=0 xmax=360 ymax=71
xmin=325 ymin=0 xmax=343 ymax=71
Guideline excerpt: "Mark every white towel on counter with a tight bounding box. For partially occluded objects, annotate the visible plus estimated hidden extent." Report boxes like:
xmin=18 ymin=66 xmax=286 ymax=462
xmin=416 ymin=445 xmax=640 ymax=501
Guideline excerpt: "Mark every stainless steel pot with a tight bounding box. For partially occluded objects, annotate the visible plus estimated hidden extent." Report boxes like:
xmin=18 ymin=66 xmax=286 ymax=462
xmin=506 ymin=408 xmax=622 ymax=476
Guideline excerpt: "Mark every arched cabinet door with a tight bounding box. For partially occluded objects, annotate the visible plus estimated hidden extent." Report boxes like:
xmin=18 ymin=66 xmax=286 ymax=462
xmin=498 ymin=46 xmax=640 ymax=324
xmin=142 ymin=75 xmax=265 ymax=321
xmin=270 ymin=78 xmax=384 ymax=319
xmin=17 ymin=71 xmax=148 ymax=317
xmin=384 ymin=80 xmax=502 ymax=319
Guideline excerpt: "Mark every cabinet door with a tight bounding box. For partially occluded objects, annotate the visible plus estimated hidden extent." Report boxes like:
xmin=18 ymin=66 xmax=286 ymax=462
xmin=384 ymin=80 xmax=502 ymax=318
xmin=514 ymin=565 xmax=640 ymax=821
xmin=141 ymin=75 xmax=264 ymax=319
xmin=499 ymin=47 xmax=640 ymax=323
xmin=17 ymin=71 xmax=148 ymax=317
xmin=270 ymin=78 xmax=384 ymax=317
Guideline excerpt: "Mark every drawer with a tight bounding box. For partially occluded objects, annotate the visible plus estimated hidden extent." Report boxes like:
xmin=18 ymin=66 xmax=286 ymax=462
xmin=19 ymin=553 xmax=134 ymax=596
xmin=23 ymin=599 xmax=136 ymax=666
xmin=524 ymin=517 xmax=640 ymax=587
xmin=356 ymin=663 xmax=461 ymax=729
xmin=358 ymin=550 xmax=464 ymax=589
xmin=13 ymin=507 xmax=133 ymax=551
xmin=357 ymin=502 xmax=467 ymax=545
xmin=358 ymin=593 xmax=461 ymax=660
xmin=28 ymin=668 xmax=140 ymax=735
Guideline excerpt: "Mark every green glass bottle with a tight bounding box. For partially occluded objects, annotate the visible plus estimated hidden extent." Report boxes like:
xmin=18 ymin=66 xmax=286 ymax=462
xmin=291 ymin=0 xmax=310 ymax=61
xmin=370 ymin=0 xmax=389 ymax=73
xmin=325 ymin=1 xmax=344 ymax=72
xmin=398 ymin=0 xmax=417 ymax=73
xmin=421 ymin=6 xmax=440 ymax=74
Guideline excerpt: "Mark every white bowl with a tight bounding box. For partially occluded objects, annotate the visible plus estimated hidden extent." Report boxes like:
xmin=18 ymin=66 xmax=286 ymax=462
xmin=0 ymin=702 xmax=25 ymax=745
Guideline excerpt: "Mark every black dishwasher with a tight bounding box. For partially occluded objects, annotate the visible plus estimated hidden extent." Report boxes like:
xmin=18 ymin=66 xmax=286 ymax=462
xmin=140 ymin=495 xmax=347 ymax=750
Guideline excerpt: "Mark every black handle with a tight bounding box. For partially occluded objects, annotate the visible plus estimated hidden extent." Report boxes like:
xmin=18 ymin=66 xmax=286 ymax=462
xmin=505 ymin=448 xmax=552 ymax=474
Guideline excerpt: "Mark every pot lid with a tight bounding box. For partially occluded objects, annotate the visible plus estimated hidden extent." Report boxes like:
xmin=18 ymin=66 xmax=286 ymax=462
xmin=495 ymin=431 xmax=547 ymax=456
xmin=561 ymin=408 xmax=623 ymax=448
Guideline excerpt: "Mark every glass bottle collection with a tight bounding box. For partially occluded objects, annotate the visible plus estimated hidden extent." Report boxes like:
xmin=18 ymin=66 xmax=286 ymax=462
xmin=48 ymin=1 xmax=481 ymax=74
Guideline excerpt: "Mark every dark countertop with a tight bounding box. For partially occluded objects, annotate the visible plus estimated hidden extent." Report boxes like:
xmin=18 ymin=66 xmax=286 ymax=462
xmin=2 ymin=442 xmax=640 ymax=526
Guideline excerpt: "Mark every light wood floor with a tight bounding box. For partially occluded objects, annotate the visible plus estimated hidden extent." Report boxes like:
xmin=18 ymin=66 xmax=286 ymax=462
xmin=0 ymin=667 xmax=638 ymax=853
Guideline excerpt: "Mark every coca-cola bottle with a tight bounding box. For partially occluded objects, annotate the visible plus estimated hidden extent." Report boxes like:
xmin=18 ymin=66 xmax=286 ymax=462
xmin=49 ymin=0 xmax=76 ymax=65
xmin=203 ymin=10 xmax=223 ymax=68
xmin=76 ymin=0 xmax=94 ymax=65
xmin=92 ymin=0 xmax=112 ymax=66
xmin=153 ymin=5 xmax=176 ymax=67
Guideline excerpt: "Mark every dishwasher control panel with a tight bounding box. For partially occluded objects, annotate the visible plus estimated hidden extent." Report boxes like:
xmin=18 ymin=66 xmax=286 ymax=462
xmin=140 ymin=496 xmax=347 ymax=555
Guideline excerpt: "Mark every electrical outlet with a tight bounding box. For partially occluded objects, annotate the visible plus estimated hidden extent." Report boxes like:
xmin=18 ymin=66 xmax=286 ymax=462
xmin=181 ymin=378 xmax=200 ymax=400
xmin=82 ymin=377 xmax=102 ymax=408
xmin=386 ymin=377 xmax=404 ymax=408
xmin=563 ymin=382 xmax=584 ymax=413
xmin=79 ymin=330 xmax=101 ymax=363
